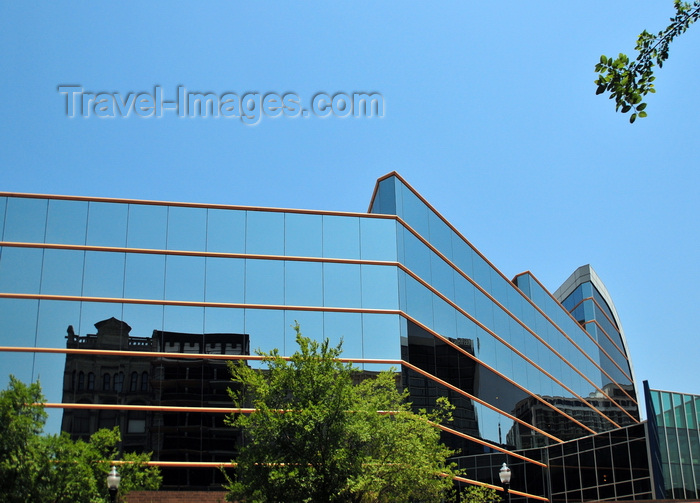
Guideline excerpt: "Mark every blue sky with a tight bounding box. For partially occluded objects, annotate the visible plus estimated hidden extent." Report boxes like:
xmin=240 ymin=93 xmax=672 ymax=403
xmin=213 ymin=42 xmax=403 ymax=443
xmin=1 ymin=2 xmax=698 ymax=399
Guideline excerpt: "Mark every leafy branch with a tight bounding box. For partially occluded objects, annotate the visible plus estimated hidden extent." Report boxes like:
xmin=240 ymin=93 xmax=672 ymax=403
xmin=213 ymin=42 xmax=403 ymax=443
xmin=595 ymin=1 xmax=700 ymax=123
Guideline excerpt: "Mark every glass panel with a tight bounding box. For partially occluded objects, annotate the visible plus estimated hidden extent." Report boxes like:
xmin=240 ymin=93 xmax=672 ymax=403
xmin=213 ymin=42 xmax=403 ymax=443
xmin=205 ymin=257 xmax=245 ymax=303
xmin=402 ymin=226 xmax=431 ymax=280
xmin=0 ymin=197 xmax=6 ymax=239
xmin=166 ymin=206 xmax=206 ymax=251
xmin=122 ymin=303 xmax=163 ymax=336
xmin=399 ymin=184 xmax=429 ymax=237
xmin=360 ymin=217 xmax=397 ymax=261
xmin=203 ymin=307 xmax=244 ymax=335
xmin=428 ymin=211 xmax=453 ymax=260
xmin=206 ymin=208 xmax=245 ymax=253
xmin=322 ymin=215 xmax=360 ymax=259
xmin=360 ymin=264 xmax=398 ymax=310
xmin=284 ymin=310 xmax=323 ymax=356
xmin=245 ymin=309 xmax=284 ymax=356
xmin=126 ymin=204 xmax=168 ymax=249
xmin=323 ymin=311 xmax=363 ymax=360
xmin=362 ymin=313 xmax=401 ymax=364
xmin=163 ymin=305 xmax=204 ymax=334
xmin=246 ymin=211 xmax=284 ymax=255
xmin=246 ymin=259 xmax=283 ymax=305
xmin=78 ymin=302 xmax=124 ymax=342
xmin=403 ymin=274 xmax=433 ymax=329
xmin=430 ymin=253 xmax=455 ymax=300
xmin=323 ymin=262 xmax=361 ymax=308
xmin=40 ymin=249 xmax=84 ymax=296
xmin=4 ymin=197 xmax=47 ymax=243
xmin=124 ymin=253 xmax=165 ymax=300
xmin=0 ymin=247 xmax=43 ymax=293
xmin=164 ymin=255 xmax=205 ymax=302
xmin=45 ymin=200 xmax=88 ymax=245
xmin=285 ymin=213 xmax=322 ymax=257
xmin=86 ymin=202 xmax=128 ymax=247
xmin=83 ymin=251 xmax=125 ymax=299
xmin=285 ymin=261 xmax=322 ymax=307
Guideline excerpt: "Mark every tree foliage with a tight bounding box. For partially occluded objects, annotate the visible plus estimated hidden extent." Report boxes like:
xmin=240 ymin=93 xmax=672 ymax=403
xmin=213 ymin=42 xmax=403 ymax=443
xmin=225 ymin=324 xmax=494 ymax=503
xmin=0 ymin=375 xmax=161 ymax=503
xmin=595 ymin=1 xmax=700 ymax=122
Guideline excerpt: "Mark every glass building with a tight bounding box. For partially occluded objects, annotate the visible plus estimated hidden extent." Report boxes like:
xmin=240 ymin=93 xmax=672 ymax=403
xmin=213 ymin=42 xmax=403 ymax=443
xmin=0 ymin=172 xmax=682 ymax=499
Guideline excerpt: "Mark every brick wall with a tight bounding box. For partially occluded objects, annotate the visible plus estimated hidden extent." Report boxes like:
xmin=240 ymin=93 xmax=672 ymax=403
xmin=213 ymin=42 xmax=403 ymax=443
xmin=125 ymin=491 xmax=228 ymax=503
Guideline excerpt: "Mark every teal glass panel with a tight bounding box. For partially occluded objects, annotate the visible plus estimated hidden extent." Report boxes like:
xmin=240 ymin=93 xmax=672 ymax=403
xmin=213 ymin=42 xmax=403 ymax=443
xmin=403 ymin=274 xmax=433 ymax=328
xmin=205 ymin=257 xmax=245 ymax=303
xmin=650 ymin=390 xmax=662 ymax=419
xmin=398 ymin=183 xmax=429 ymax=238
xmin=284 ymin=213 xmax=322 ymax=257
xmin=323 ymin=311 xmax=363 ymax=360
xmin=246 ymin=211 xmax=284 ymax=255
xmin=402 ymin=226 xmax=431 ymax=280
xmin=674 ymin=393 xmax=687 ymax=428
xmin=122 ymin=303 xmax=164 ymax=336
xmin=203 ymin=307 xmax=244 ymax=335
xmin=428 ymin=211 xmax=453 ymax=261
xmin=124 ymin=253 xmax=165 ymax=300
xmin=4 ymin=197 xmax=47 ymax=243
xmin=284 ymin=310 xmax=323 ymax=356
xmin=164 ymin=255 xmax=205 ymax=302
xmin=126 ymin=204 xmax=167 ymax=250
xmin=285 ymin=261 xmax=322 ymax=307
xmin=0 ymin=247 xmax=43 ymax=293
xmin=245 ymin=308 xmax=284 ymax=356
xmin=360 ymin=217 xmax=397 ymax=261
xmin=322 ymin=215 xmax=360 ymax=259
xmin=163 ymin=305 xmax=204 ymax=334
xmin=369 ymin=175 xmax=396 ymax=215
xmin=360 ymin=264 xmax=398 ymax=310
xmin=206 ymin=208 xmax=245 ymax=253
xmin=83 ymin=251 xmax=125 ymax=299
xmin=86 ymin=202 xmax=128 ymax=247
xmin=362 ymin=313 xmax=401 ymax=364
xmin=40 ymin=249 xmax=84 ymax=296
xmin=166 ymin=206 xmax=206 ymax=252
xmin=0 ymin=197 xmax=6 ymax=238
xmin=45 ymin=200 xmax=88 ymax=245
xmin=246 ymin=259 xmax=283 ymax=305
xmin=684 ymin=394 xmax=696 ymax=429
xmin=430 ymin=252 xmax=455 ymax=300
xmin=323 ymin=262 xmax=361 ymax=308
xmin=432 ymin=297 xmax=457 ymax=340
xmin=451 ymin=234 xmax=474 ymax=280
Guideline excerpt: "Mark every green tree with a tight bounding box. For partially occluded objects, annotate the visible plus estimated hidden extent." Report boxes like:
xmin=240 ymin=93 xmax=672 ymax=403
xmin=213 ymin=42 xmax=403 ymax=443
xmin=0 ymin=375 xmax=161 ymax=503
xmin=595 ymin=1 xmax=700 ymax=122
xmin=225 ymin=324 xmax=481 ymax=503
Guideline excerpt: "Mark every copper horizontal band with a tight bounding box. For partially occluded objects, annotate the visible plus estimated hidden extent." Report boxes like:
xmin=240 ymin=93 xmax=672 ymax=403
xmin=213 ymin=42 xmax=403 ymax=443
xmin=0 ymin=292 xmax=401 ymax=315
xmin=0 ymin=191 xmax=396 ymax=220
xmin=46 ymin=403 xmax=253 ymax=413
xmin=451 ymin=475 xmax=504 ymax=492
xmin=0 ymin=241 xmax=397 ymax=267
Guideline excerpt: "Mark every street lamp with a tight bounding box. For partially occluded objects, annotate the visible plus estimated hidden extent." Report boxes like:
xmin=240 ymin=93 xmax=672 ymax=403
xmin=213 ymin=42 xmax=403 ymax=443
xmin=499 ymin=462 xmax=511 ymax=503
xmin=107 ymin=465 xmax=121 ymax=503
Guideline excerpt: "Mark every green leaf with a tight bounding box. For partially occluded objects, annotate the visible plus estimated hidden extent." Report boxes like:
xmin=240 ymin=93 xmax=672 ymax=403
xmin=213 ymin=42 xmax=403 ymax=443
xmin=630 ymin=113 xmax=637 ymax=123
xmin=638 ymin=111 xmax=648 ymax=118
xmin=637 ymin=103 xmax=647 ymax=111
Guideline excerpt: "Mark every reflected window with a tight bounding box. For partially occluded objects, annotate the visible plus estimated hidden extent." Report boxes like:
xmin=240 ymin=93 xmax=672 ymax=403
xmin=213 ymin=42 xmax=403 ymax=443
xmin=114 ymin=372 xmax=124 ymax=392
xmin=77 ymin=372 xmax=85 ymax=390
xmin=130 ymin=372 xmax=138 ymax=392
xmin=87 ymin=373 xmax=95 ymax=391
xmin=103 ymin=373 xmax=110 ymax=391
xmin=141 ymin=371 xmax=149 ymax=391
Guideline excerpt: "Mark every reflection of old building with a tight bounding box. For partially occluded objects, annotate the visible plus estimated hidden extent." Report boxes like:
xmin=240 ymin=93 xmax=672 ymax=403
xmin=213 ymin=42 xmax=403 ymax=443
xmin=61 ymin=318 xmax=248 ymax=489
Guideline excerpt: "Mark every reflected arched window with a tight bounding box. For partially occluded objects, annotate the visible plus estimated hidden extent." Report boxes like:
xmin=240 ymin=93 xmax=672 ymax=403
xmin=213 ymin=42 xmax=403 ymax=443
xmin=103 ymin=373 xmax=111 ymax=391
xmin=87 ymin=372 xmax=95 ymax=391
xmin=71 ymin=370 xmax=76 ymax=391
xmin=114 ymin=372 xmax=124 ymax=392
xmin=130 ymin=372 xmax=138 ymax=392
xmin=141 ymin=371 xmax=149 ymax=391
xmin=77 ymin=371 xmax=85 ymax=390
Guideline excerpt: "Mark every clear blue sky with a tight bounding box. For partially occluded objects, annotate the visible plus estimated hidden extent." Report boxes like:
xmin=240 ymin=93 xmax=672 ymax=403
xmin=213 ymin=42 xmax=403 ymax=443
xmin=1 ymin=2 xmax=698 ymax=399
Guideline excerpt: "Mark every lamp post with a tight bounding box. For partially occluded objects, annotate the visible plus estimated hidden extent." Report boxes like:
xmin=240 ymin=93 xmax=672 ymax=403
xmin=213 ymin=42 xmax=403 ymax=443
xmin=499 ymin=462 xmax=511 ymax=503
xmin=107 ymin=465 xmax=121 ymax=503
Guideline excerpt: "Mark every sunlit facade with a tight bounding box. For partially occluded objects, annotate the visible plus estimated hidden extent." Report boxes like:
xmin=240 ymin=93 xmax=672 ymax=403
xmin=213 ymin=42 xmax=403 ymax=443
xmin=0 ymin=173 xmax=658 ymax=500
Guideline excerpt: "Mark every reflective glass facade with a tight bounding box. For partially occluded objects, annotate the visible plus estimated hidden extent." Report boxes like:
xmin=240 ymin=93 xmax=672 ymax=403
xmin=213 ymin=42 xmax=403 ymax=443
xmin=0 ymin=173 xmax=649 ymax=499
